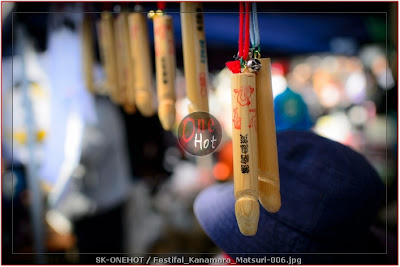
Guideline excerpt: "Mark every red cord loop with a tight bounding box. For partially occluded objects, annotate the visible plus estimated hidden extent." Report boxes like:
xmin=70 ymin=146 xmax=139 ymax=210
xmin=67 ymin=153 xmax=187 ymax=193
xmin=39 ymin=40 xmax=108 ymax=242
xmin=238 ymin=2 xmax=250 ymax=61
xmin=157 ymin=2 xmax=166 ymax=10
xmin=238 ymin=3 xmax=244 ymax=58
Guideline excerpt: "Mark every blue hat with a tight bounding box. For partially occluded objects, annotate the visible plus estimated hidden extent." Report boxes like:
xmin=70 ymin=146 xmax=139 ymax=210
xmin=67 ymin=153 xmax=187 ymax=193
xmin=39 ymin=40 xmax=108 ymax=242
xmin=274 ymin=88 xmax=313 ymax=132
xmin=194 ymin=131 xmax=384 ymax=261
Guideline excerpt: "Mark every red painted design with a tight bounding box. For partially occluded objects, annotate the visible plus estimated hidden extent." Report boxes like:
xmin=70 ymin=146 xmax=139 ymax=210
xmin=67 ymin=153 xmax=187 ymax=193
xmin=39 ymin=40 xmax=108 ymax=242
xmin=248 ymin=115 xmax=256 ymax=129
xmin=199 ymin=72 xmax=207 ymax=97
xmin=154 ymin=24 xmax=166 ymax=39
xmin=234 ymin=85 xmax=254 ymax=106
xmin=131 ymin=25 xmax=139 ymax=38
xmin=155 ymin=24 xmax=175 ymax=56
xmin=232 ymin=108 xmax=241 ymax=129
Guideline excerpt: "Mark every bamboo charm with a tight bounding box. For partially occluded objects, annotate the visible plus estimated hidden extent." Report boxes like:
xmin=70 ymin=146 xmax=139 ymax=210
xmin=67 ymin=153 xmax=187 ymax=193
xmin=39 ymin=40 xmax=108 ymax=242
xmin=82 ymin=15 xmax=94 ymax=94
xmin=100 ymin=12 xmax=120 ymax=103
xmin=96 ymin=19 xmax=108 ymax=95
xmin=231 ymin=73 xmax=259 ymax=236
xmin=180 ymin=2 xmax=209 ymax=113
xmin=115 ymin=13 xmax=136 ymax=113
xmin=129 ymin=13 xmax=156 ymax=117
xmin=153 ymin=15 xmax=176 ymax=130
xmin=256 ymin=58 xmax=281 ymax=213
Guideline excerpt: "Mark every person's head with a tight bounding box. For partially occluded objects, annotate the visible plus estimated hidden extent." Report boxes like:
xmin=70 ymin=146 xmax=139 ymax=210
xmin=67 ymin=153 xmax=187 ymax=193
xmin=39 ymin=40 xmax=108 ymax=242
xmin=194 ymin=131 xmax=385 ymax=264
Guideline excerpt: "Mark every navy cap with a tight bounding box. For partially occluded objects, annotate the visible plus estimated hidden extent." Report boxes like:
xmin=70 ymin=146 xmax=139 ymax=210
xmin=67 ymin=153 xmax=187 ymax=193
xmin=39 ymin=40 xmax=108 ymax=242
xmin=194 ymin=131 xmax=384 ymax=256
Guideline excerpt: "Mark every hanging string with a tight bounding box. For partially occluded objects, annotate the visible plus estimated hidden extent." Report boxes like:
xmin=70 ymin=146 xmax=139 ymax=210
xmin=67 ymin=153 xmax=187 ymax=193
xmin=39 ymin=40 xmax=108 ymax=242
xmin=238 ymin=3 xmax=250 ymax=61
xmin=249 ymin=2 xmax=260 ymax=50
xmin=157 ymin=2 xmax=166 ymax=10
xmin=226 ymin=2 xmax=251 ymax=73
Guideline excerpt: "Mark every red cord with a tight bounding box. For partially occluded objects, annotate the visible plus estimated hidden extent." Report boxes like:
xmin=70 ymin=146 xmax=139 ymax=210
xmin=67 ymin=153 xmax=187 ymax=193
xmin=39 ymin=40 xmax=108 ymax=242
xmin=238 ymin=3 xmax=250 ymax=60
xmin=227 ymin=2 xmax=250 ymax=74
xmin=238 ymin=3 xmax=244 ymax=58
xmin=103 ymin=2 xmax=112 ymax=11
xmin=158 ymin=2 xmax=166 ymax=10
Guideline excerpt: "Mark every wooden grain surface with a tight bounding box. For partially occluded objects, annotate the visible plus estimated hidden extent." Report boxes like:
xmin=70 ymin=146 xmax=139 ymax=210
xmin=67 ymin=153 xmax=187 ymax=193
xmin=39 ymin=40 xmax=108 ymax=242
xmin=114 ymin=13 xmax=136 ymax=113
xmin=181 ymin=2 xmax=209 ymax=113
xmin=100 ymin=12 xmax=120 ymax=103
xmin=256 ymin=58 xmax=281 ymax=213
xmin=82 ymin=16 xmax=94 ymax=94
xmin=129 ymin=13 xmax=157 ymax=117
xmin=154 ymin=15 xmax=176 ymax=130
xmin=231 ymin=72 xmax=259 ymax=236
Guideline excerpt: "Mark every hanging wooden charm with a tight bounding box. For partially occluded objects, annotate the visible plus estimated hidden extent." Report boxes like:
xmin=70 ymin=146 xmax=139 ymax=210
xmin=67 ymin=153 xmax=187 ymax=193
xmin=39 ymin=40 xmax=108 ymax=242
xmin=99 ymin=12 xmax=120 ymax=103
xmin=115 ymin=13 xmax=136 ymax=114
xmin=181 ymin=2 xmax=209 ymax=113
xmin=231 ymin=72 xmax=259 ymax=236
xmin=249 ymin=2 xmax=281 ymax=213
xmin=96 ymin=18 xmax=108 ymax=95
xmin=129 ymin=10 xmax=156 ymax=117
xmin=256 ymin=58 xmax=281 ymax=213
xmin=150 ymin=5 xmax=177 ymax=130
xmin=229 ymin=3 xmax=260 ymax=236
xmin=82 ymin=15 xmax=95 ymax=94
xmin=227 ymin=3 xmax=281 ymax=236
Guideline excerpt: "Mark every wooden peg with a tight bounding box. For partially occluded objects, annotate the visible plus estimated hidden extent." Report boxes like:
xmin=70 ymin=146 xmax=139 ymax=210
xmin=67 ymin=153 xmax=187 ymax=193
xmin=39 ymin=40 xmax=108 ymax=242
xmin=153 ymin=15 xmax=176 ymax=130
xmin=180 ymin=2 xmax=209 ymax=113
xmin=100 ymin=12 xmax=120 ymax=103
xmin=115 ymin=13 xmax=136 ymax=114
xmin=82 ymin=15 xmax=94 ymax=94
xmin=128 ymin=13 xmax=156 ymax=117
xmin=231 ymin=73 xmax=259 ymax=236
xmin=96 ymin=19 xmax=108 ymax=95
xmin=256 ymin=58 xmax=281 ymax=213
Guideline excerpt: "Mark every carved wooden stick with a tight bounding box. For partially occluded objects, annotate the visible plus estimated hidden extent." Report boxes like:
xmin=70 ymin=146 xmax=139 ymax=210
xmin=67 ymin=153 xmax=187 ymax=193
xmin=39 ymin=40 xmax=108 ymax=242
xmin=231 ymin=72 xmax=259 ymax=236
xmin=256 ymin=58 xmax=281 ymax=213
xmin=153 ymin=15 xmax=176 ymax=130
xmin=115 ymin=13 xmax=136 ymax=113
xmin=180 ymin=2 xmax=209 ymax=113
xmin=82 ymin=15 xmax=94 ymax=94
xmin=100 ymin=12 xmax=120 ymax=103
xmin=129 ymin=13 xmax=156 ymax=117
